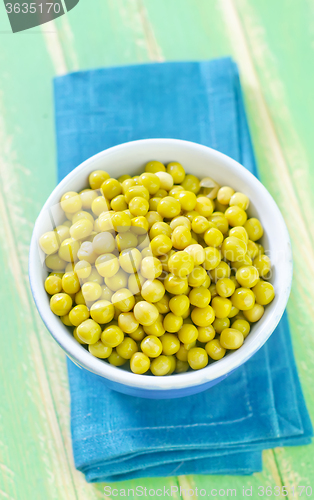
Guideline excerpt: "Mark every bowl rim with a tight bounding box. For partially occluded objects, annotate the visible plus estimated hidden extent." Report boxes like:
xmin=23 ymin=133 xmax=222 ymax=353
xmin=29 ymin=138 xmax=292 ymax=391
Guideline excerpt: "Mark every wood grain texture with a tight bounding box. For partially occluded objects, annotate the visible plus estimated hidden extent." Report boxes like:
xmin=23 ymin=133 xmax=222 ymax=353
xmin=0 ymin=0 xmax=313 ymax=498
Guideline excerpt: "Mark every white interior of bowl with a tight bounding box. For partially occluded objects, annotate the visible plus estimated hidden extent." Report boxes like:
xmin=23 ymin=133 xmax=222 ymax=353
xmin=29 ymin=139 xmax=292 ymax=391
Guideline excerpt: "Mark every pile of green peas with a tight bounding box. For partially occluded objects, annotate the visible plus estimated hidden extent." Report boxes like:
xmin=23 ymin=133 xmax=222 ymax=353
xmin=39 ymin=160 xmax=275 ymax=376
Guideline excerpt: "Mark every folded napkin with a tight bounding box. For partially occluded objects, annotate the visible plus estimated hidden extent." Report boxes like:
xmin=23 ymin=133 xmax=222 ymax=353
xmin=54 ymin=58 xmax=312 ymax=482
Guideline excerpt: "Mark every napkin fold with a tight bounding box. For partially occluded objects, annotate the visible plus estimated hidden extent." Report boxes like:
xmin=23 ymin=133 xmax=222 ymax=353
xmin=54 ymin=58 xmax=312 ymax=482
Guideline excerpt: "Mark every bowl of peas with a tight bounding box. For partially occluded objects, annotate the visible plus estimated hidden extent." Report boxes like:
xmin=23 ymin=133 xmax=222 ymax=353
xmin=29 ymin=139 xmax=292 ymax=399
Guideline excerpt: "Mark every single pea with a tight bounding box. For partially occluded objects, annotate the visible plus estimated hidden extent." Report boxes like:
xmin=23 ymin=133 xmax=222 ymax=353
xmin=61 ymin=314 xmax=73 ymax=326
xmin=77 ymin=319 xmax=101 ymax=344
xmin=58 ymin=238 xmax=80 ymax=263
xmin=231 ymin=287 xmax=256 ymax=310
xmin=209 ymin=283 xmax=218 ymax=298
xmin=155 ymin=171 xmax=174 ymax=191
xmin=128 ymin=325 xmax=145 ymax=341
xmin=175 ymin=359 xmax=189 ymax=373
xmin=89 ymin=170 xmax=110 ymax=189
xmin=138 ymin=172 xmax=161 ymax=195
xmin=229 ymin=226 xmax=248 ymax=244
xmin=141 ymin=335 xmax=162 ymax=358
xmin=145 ymin=160 xmax=166 ymax=173
xmin=216 ymin=278 xmax=236 ymax=298
xmin=119 ymin=248 xmax=142 ymax=274
xmin=74 ymin=260 xmax=91 ymax=280
xmin=236 ymin=266 xmax=259 ymax=288
xmin=83 ymin=268 xmax=103 ymax=285
xmin=169 ymin=295 xmax=190 ymax=316
xmin=205 ymin=339 xmax=226 ymax=360
xmin=253 ymin=254 xmax=271 ymax=278
xmin=191 ymin=215 xmax=211 ymax=234
xmin=175 ymin=190 xmax=197 ymax=211
xmin=108 ymin=350 xmax=127 ymax=366
xmin=69 ymin=305 xmax=90 ymax=326
xmin=149 ymin=221 xmax=172 ymax=239
xmin=150 ymin=234 xmax=172 ymax=256
xmin=229 ymin=192 xmax=249 ymax=210
xmin=140 ymin=256 xmax=162 ymax=280
xmin=176 ymin=344 xmax=189 ymax=362
xmin=247 ymin=240 xmax=259 ymax=260
xmin=188 ymin=266 xmax=207 ymax=287
xmin=191 ymin=305 xmax=215 ymax=327
xmin=112 ymin=288 xmax=135 ymax=312
xmin=213 ymin=317 xmax=230 ymax=334
xmin=81 ymin=282 xmax=102 ymax=302
xmin=217 ymin=186 xmax=235 ymax=205
xmin=197 ymin=325 xmax=215 ymax=343
xmin=195 ymin=196 xmax=214 ymax=217
xmin=232 ymin=319 xmax=250 ymax=338
xmin=130 ymin=352 xmax=151 ymax=374
xmin=80 ymin=189 xmax=98 ymax=210
xmin=116 ymin=231 xmax=138 ymax=252
xmin=184 ymin=244 xmax=205 ymax=265
xmin=155 ymin=294 xmax=170 ymax=314
xmin=188 ymin=347 xmax=208 ymax=370
xmin=143 ymin=320 xmax=165 ymax=337
xmin=203 ymin=247 xmax=221 ymax=271
xmin=252 ymin=281 xmax=275 ymax=305
xmin=167 ymin=161 xmax=186 ymax=184
xmin=88 ymin=340 xmax=112 ymax=359
xmin=243 ymin=303 xmax=265 ymax=322
xmin=73 ymin=327 xmax=86 ymax=344
xmin=90 ymin=300 xmax=115 ymax=324
xmin=157 ymin=196 xmax=181 ymax=218
xmin=189 ymin=287 xmax=211 ymax=308
xmin=228 ymin=305 xmax=240 ymax=318
xmin=100 ymin=178 xmax=122 ymax=200
xmin=225 ymin=206 xmax=247 ymax=227
xmin=45 ymin=254 xmax=66 ymax=271
xmin=54 ymin=224 xmax=71 ymax=244
xmin=92 ymin=233 xmax=115 ymax=256
xmin=171 ymin=225 xmax=192 ymax=250
xmin=77 ymin=241 xmax=97 ymax=264
xmin=111 ymin=194 xmax=128 ymax=212
xmin=127 ymin=272 xmax=145 ymax=296
xmin=244 ymin=218 xmax=263 ymax=241
xmin=181 ymin=174 xmax=200 ymax=194
xmin=45 ymin=275 xmax=62 ymax=295
xmin=61 ymin=272 xmax=80 ymax=294
xmin=169 ymin=185 xmax=184 ymax=197
xmin=91 ymin=196 xmax=110 ymax=217
xmin=39 ymin=231 xmax=59 ymax=255
xmin=105 ymin=268 xmax=128 ymax=291
xmin=75 ymin=289 xmax=86 ymax=305
xmin=50 ymin=293 xmax=72 ymax=316
xmin=203 ymin=227 xmax=224 ymax=247
xmin=118 ymin=312 xmax=139 ymax=333
xmin=95 ymin=253 xmax=119 ymax=278
xmin=111 ymin=211 xmax=131 ymax=233
xmin=161 ymin=333 xmax=181 ymax=355
xmin=141 ymin=279 xmax=165 ymax=303
xmin=116 ymin=337 xmax=138 ymax=359
xmin=221 ymin=236 xmax=247 ymax=262
xmin=208 ymin=213 xmax=229 ymax=234
xmin=211 ymin=296 xmax=232 ymax=318
xmin=220 ymin=328 xmax=244 ymax=349
xmin=133 ymin=301 xmax=159 ymax=326
xmin=145 ymin=211 xmax=163 ymax=229
xmin=168 ymin=251 xmax=194 ymax=277
xmin=131 ymin=216 xmax=149 ymax=235
xmin=101 ymin=324 xmax=124 ymax=347
xmin=164 ymin=273 xmax=188 ymax=295
xmin=150 ymin=356 xmax=171 ymax=376
xmin=163 ymin=313 xmax=183 ymax=333
xmin=178 ymin=324 xmax=198 ymax=344
xmin=60 ymin=191 xmax=82 ymax=214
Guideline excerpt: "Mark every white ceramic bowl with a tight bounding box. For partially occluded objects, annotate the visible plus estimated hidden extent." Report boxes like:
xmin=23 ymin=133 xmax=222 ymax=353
xmin=29 ymin=139 xmax=292 ymax=399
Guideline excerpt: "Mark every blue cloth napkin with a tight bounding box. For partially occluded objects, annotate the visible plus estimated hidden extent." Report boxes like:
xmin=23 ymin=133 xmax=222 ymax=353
xmin=54 ymin=58 xmax=312 ymax=482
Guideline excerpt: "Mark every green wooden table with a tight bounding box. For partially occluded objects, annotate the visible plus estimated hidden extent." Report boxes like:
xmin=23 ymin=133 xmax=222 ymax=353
xmin=1 ymin=1 xmax=313 ymax=498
